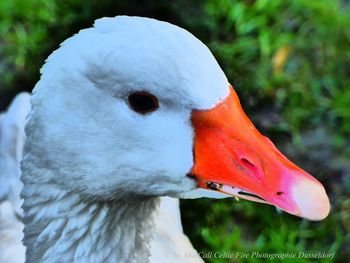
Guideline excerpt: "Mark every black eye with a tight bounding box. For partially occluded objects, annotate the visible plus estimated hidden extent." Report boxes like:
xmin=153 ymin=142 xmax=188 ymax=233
xmin=127 ymin=91 xmax=159 ymax=114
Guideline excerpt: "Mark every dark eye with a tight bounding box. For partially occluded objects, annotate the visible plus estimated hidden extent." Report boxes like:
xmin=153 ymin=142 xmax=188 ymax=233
xmin=127 ymin=91 xmax=159 ymax=114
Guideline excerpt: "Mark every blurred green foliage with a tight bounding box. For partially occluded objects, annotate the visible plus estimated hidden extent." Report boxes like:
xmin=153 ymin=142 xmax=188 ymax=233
xmin=0 ymin=0 xmax=56 ymax=86
xmin=0 ymin=0 xmax=349 ymax=262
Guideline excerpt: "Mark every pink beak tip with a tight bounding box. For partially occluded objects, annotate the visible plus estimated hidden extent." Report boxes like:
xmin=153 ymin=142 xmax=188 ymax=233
xmin=291 ymin=177 xmax=331 ymax=221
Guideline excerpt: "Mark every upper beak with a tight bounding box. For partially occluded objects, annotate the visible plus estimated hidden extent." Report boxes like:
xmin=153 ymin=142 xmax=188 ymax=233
xmin=190 ymin=86 xmax=330 ymax=221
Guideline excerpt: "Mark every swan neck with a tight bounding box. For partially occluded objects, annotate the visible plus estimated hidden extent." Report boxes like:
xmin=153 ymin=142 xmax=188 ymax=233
xmin=21 ymin=166 xmax=159 ymax=263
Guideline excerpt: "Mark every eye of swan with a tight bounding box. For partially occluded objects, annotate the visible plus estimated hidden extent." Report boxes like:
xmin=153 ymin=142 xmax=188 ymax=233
xmin=127 ymin=91 xmax=159 ymax=114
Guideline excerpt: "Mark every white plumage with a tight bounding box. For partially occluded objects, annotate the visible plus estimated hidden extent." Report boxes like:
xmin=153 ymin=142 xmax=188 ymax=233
xmin=0 ymin=92 xmax=30 ymax=263
xmin=0 ymin=93 xmax=203 ymax=262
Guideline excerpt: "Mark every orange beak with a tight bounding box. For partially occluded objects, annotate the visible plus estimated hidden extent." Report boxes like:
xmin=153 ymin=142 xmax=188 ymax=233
xmin=191 ymin=86 xmax=330 ymax=221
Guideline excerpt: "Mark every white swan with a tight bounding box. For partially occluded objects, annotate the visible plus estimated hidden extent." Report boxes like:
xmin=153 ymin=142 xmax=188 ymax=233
xmin=3 ymin=16 xmax=330 ymax=263
xmin=0 ymin=95 xmax=202 ymax=263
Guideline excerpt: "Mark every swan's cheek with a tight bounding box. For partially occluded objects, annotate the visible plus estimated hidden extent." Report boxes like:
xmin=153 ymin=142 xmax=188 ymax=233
xmin=82 ymin=110 xmax=197 ymax=197
xmin=138 ymin=113 xmax=196 ymax=194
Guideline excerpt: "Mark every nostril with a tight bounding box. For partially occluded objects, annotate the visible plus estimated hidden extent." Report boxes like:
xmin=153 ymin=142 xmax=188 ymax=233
xmin=276 ymin=191 xmax=284 ymax=196
xmin=241 ymin=158 xmax=256 ymax=169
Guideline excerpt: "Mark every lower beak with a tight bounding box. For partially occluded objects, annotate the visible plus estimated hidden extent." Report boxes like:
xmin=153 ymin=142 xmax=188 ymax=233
xmin=190 ymin=86 xmax=330 ymax=221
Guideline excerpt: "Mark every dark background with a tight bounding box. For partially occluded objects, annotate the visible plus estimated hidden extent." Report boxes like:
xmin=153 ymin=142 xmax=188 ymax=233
xmin=1 ymin=0 xmax=349 ymax=262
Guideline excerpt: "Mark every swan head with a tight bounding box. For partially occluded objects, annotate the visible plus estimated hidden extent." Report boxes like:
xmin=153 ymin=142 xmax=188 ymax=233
xmin=26 ymin=16 xmax=329 ymax=220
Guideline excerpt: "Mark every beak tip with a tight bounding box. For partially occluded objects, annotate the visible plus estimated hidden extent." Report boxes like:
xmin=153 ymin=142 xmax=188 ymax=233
xmin=292 ymin=177 xmax=330 ymax=221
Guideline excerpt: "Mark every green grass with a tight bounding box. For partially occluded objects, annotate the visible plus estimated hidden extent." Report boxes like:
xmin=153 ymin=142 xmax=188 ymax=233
xmin=181 ymin=198 xmax=345 ymax=262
